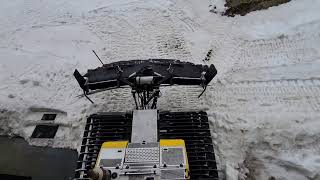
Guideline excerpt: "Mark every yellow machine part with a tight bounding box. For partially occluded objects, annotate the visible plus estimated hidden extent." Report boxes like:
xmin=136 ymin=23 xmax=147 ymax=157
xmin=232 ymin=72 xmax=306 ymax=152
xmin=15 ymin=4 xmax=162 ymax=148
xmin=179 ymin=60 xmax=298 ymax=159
xmin=95 ymin=140 xmax=189 ymax=179
xmin=101 ymin=141 xmax=128 ymax=149
xmin=160 ymin=139 xmax=185 ymax=147
xmin=95 ymin=141 xmax=128 ymax=168
xmin=160 ymin=139 xmax=190 ymax=179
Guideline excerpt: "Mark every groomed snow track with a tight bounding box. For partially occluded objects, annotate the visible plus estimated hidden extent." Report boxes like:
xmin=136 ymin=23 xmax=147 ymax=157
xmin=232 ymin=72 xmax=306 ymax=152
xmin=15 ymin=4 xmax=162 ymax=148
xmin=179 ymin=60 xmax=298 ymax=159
xmin=74 ymin=111 xmax=219 ymax=180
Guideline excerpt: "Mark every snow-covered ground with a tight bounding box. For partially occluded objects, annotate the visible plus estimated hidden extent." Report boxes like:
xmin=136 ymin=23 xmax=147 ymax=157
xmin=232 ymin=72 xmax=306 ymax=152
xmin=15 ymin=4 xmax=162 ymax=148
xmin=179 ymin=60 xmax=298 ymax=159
xmin=1 ymin=0 xmax=320 ymax=179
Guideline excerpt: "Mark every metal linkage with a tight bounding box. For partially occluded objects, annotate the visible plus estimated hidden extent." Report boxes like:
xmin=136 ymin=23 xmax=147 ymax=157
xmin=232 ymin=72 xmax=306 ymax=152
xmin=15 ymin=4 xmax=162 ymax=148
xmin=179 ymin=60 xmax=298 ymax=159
xmin=131 ymin=87 xmax=160 ymax=110
xmin=158 ymin=111 xmax=219 ymax=180
xmin=74 ymin=113 xmax=132 ymax=180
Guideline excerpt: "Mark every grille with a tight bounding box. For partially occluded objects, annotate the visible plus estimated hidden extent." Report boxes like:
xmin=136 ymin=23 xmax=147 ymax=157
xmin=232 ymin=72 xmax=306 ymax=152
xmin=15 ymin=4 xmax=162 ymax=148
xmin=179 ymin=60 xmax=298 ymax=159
xmin=158 ymin=111 xmax=219 ymax=180
xmin=74 ymin=113 xmax=132 ymax=180
xmin=41 ymin=113 xmax=57 ymax=121
xmin=161 ymin=148 xmax=184 ymax=166
xmin=31 ymin=125 xmax=59 ymax=138
xmin=125 ymin=147 xmax=159 ymax=162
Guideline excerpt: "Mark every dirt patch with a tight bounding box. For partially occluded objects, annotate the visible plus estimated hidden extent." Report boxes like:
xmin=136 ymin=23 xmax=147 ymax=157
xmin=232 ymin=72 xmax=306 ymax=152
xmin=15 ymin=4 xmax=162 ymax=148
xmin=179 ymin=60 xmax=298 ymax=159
xmin=223 ymin=0 xmax=291 ymax=16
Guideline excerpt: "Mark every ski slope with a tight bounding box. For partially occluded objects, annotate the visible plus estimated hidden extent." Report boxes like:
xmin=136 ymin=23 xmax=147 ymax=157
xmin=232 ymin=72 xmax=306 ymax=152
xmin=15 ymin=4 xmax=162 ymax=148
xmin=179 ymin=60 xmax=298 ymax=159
xmin=0 ymin=0 xmax=320 ymax=179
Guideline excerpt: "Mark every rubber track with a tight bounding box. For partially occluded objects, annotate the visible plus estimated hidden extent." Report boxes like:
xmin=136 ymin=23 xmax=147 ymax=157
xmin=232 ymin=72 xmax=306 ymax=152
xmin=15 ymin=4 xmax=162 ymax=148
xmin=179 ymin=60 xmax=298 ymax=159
xmin=74 ymin=113 xmax=132 ymax=180
xmin=158 ymin=111 xmax=219 ymax=180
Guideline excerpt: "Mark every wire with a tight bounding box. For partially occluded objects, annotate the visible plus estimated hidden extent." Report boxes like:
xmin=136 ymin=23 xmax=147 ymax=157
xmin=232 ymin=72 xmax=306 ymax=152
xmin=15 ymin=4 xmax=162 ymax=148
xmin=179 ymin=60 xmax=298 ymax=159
xmin=198 ymin=85 xmax=207 ymax=98
xmin=84 ymin=91 xmax=94 ymax=104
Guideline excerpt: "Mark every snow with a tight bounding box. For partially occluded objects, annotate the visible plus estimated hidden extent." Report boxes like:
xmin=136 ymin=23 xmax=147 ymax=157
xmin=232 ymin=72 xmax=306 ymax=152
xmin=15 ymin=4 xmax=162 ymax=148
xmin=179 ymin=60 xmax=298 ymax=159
xmin=233 ymin=0 xmax=320 ymax=39
xmin=209 ymin=0 xmax=227 ymax=14
xmin=1 ymin=0 xmax=320 ymax=179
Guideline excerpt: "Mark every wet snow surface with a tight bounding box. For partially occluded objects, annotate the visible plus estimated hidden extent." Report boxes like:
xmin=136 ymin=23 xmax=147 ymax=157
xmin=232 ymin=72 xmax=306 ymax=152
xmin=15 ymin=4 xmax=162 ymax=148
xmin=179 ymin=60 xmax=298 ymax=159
xmin=1 ymin=0 xmax=320 ymax=179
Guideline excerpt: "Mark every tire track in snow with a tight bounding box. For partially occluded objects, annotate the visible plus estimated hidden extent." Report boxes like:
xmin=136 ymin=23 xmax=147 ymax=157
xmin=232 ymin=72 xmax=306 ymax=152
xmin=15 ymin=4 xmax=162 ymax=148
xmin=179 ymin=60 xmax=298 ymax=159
xmin=211 ymin=31 xmax=320 ymax=81
xmin=84 ymin=1 xmax=195 ymax=63
xmin=233 ymin=33 xmax=320 ymax=70
xmin=208 ymin=79 xmax=320 ymax=114
xmin=158 ymin=86 xmax=207 ymax=111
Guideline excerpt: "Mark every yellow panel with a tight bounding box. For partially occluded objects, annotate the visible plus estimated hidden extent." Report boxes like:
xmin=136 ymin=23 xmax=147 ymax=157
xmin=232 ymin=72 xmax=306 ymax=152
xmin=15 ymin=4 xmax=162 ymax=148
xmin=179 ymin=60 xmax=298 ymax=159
xmin=160 ymin=139 xmax=185 ymax=147
xmin=101 ymin=141 xmax=128 ymax=148
xmin=161 ymin=139 xmax=190 ymax=179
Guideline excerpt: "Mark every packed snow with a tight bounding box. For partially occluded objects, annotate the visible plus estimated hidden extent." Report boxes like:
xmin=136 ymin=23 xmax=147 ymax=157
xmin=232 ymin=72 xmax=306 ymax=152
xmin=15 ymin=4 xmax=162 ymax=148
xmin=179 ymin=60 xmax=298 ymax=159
xmin=1 ymin=0 xmax=320 ymax=179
